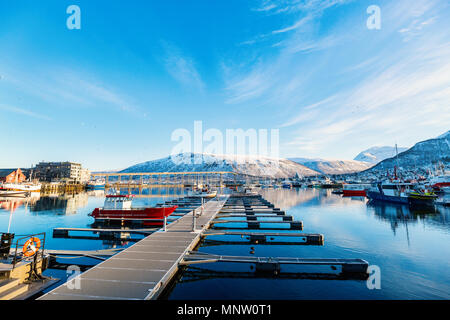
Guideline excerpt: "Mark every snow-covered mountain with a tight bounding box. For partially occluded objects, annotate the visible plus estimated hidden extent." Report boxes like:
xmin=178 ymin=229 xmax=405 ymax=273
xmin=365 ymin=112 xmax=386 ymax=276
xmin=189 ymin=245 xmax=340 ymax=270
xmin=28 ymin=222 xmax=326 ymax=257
xmin=121 ymin=153 xmax=320 ymax=178
xmin=354 ymin=146 xmax=408 ymax=164
xmin=364 ymin=131 xmax=450 ymax=172
xmin=289 ymin=158 xmax=373 ymax=175
xmin=437 ymin=130 xmax=450 ymax=139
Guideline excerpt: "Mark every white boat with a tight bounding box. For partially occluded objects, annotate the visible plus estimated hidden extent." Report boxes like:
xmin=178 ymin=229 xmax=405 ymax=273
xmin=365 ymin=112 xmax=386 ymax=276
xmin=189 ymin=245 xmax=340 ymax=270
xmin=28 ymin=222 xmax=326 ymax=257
xmin=0 ymin=182 xmax=41 ymax=195
xmin=190 ymin=188 xmax=217 ymax=198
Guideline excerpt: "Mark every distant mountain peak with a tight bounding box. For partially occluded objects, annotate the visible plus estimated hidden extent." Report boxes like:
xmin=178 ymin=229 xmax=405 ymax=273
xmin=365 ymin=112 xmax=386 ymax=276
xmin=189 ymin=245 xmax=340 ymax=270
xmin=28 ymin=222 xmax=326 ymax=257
xmin=354 ymin=146 xmax=408 ymax=164
xmin=363 ymin=132 xmax=449 ymax=173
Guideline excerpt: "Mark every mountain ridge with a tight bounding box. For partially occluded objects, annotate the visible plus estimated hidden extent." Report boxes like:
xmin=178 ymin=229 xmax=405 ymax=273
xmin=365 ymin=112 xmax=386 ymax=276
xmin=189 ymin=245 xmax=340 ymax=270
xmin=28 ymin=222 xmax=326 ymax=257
xmin=121 ymin=152 xmax=320 ymax=178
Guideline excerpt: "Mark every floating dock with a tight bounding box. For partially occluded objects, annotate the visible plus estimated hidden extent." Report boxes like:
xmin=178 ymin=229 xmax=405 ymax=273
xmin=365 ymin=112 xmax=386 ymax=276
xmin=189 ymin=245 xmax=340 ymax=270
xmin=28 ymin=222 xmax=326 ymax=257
xmin=39 ymin=196 xmax=229 ymax=300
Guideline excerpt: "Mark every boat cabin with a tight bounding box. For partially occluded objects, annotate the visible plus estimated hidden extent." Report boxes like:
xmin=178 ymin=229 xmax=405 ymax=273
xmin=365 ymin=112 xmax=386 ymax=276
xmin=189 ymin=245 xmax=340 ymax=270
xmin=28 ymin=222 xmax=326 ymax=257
xmin=104 ymin=195 xmax=133 ymax=210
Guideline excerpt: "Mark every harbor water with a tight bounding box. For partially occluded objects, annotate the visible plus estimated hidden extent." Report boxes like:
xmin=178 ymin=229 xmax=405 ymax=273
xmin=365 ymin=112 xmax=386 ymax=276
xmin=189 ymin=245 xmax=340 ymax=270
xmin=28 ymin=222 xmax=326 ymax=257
xmin=1 ymin=188 xmax=449 ymax=299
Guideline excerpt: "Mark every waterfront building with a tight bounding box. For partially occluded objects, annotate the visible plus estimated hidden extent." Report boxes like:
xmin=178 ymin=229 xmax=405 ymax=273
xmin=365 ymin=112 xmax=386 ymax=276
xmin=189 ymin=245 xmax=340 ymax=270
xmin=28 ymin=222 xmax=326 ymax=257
xmin=0 ymin=168 xmax=28 ymax=183
xmin=34 ymin=162 xmax=88 ymax=183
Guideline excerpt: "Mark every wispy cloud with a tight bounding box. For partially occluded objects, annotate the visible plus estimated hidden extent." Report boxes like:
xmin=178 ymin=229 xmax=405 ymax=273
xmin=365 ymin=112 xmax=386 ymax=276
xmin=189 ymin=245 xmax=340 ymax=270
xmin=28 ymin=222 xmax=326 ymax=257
xmin=0 ymin=104 xmax=51 ymax=120
xmin=224 ymin=0 xmax=450 ymax=159
xmin=0 ymin=66 xmax=143 ymax=116
xmin=162 ymin=42 xmax=205 ymax=92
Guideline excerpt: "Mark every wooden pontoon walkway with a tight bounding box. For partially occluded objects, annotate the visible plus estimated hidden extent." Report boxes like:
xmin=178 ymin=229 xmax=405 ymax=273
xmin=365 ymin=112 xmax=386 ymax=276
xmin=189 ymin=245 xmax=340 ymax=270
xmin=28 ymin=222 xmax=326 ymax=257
xmin=39 ymin=196 xmax=229 ymax=300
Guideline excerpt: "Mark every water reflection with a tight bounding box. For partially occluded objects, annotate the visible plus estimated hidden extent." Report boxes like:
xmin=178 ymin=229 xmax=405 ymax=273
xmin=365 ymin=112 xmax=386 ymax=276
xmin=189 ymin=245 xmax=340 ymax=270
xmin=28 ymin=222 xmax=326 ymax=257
xmin=0 ymin=193 xmax=41 ymax=213
xmin=30 ymin=193 xmax=89 ymax=215
xmin=1 ymin=188 xmax=450 ymax=299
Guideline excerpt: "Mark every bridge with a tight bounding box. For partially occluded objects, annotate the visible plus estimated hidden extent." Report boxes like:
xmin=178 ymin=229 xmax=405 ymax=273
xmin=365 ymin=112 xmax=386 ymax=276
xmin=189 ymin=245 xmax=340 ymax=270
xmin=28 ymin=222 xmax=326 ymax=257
xmin=90 ymin=171 xmax=243 ymax=188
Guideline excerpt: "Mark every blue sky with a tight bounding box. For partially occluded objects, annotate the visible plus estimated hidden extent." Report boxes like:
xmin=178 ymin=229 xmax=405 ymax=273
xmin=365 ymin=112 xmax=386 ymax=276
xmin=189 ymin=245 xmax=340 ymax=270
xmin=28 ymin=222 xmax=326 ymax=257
xmin=0 ymin=0 xmax=449 ymax=171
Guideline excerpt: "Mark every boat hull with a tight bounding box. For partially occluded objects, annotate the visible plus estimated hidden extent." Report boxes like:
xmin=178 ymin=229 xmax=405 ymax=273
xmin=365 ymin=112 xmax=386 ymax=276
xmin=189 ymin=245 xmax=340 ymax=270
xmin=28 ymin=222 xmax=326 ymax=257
xmin=90 ymin=205 xmax=178 ymax=226
xmin=366 ymin=191 xmax=408 ymax=204
xmin=0 ymin=191 xmax=28 ymax=197
xmin=343 ymin=190 xmax=367 ymax=197
xmin=407 ymin=193 xmax=437 ymax=206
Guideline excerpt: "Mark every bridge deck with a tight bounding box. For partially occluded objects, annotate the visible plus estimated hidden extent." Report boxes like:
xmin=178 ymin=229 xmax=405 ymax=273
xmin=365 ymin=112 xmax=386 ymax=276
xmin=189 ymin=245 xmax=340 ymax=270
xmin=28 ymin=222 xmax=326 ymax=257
xmin=39 ymin=196 xmax=228 ymax=300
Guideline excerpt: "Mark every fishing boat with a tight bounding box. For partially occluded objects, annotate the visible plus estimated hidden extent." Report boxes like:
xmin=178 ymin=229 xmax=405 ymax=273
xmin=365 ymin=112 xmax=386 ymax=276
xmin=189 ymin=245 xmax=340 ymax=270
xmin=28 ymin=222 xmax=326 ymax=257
xmin=407 ymin=186 xmax=438 ymax=205
xmin=89 ymin=194 xmax=178 ymax=226
xmin=366 ymin=181 xmax=413 ymax=204
xmin=342 ymin=184 xmax=371 ymax=197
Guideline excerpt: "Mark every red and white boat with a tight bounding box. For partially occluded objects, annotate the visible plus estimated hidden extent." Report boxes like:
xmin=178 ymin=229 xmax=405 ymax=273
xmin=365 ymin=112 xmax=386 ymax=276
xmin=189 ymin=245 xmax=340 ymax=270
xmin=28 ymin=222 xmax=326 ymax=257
xmin=89 ymin=194 xmax=178 ymax=226
xmin=342 ymin=184 xmax=371 ymax=197
xmin=429 ymin=174 xmax=450 ymax=191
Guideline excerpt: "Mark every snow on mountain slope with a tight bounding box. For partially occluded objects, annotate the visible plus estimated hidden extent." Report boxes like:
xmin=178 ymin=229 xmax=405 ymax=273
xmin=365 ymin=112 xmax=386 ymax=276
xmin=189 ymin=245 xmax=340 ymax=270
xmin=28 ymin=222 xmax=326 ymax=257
xmin=289 ymin=158 xmax=373 ymax=175
xmin=354 ymin=146 xmax=408 ymax=164
xmin=121 ymin=153 xmax=320 ymax=178
xmin=364 ymin=131 xmax=450 ymax=172
xmin=437 ymin=130 xmax=450 ymax=139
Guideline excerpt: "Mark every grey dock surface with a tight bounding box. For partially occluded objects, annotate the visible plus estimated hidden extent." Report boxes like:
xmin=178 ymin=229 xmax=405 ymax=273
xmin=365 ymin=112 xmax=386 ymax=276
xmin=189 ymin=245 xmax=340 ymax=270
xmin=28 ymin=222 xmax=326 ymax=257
xmin=39 ymin=196 xmax=229 ymax=300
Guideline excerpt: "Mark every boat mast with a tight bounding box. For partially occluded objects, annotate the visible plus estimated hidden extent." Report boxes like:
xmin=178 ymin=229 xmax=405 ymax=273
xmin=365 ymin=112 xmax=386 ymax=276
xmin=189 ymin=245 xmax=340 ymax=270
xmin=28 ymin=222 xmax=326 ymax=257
xmin=395 ymin=143 xmax=400 ymax=180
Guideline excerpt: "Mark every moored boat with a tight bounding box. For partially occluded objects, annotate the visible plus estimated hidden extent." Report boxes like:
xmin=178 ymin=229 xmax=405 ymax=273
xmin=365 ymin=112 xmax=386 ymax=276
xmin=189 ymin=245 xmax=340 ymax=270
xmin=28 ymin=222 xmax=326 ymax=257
xmin=429 ymin=174 xmax=450 ymax=191
xmin=190 ymin=185 xmax=217 ymax=198
xmin=366 ymin=181 xmax=412 ymax=204
xmin=342 ymin=184 xmax=371 ymax=197
xmin=89 ymin=194 xmax=178 ymax=226
xmin=281 ymin=181 xmax=292 ymax=189
xmin=0 ymin=182 xmax=41 ymax=197
xmin=407 ymin=187 xmax=438 ymax=206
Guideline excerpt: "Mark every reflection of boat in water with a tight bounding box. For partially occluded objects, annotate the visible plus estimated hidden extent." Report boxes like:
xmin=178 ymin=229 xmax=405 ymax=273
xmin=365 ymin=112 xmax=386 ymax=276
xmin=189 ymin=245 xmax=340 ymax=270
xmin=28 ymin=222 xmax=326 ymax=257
xmin=89 ymin=194 xmax=178 ymax=226
xmin=0 ymin=193 xmax=41 ymax=212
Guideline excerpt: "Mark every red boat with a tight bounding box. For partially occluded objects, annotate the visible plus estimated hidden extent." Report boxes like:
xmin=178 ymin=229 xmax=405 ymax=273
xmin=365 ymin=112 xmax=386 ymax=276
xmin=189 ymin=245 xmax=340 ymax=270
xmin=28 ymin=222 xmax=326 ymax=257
xmin=89 ymin=195 xmax=178 ymax=226
xmin=342 ymin=184 xmax=371 ymax=197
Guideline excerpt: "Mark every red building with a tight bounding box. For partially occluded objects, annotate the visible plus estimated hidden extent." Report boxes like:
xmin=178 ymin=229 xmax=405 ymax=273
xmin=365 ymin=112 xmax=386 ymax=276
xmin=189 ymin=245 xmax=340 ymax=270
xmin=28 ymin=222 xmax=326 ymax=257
xmin=0 ymin=168 xmax=27 ymax=183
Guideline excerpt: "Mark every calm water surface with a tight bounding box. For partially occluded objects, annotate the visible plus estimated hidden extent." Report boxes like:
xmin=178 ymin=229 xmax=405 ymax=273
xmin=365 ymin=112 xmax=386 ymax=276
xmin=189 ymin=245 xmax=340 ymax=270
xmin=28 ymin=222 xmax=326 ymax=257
xmin=1 ymin=188 xmax=449 ymax=299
